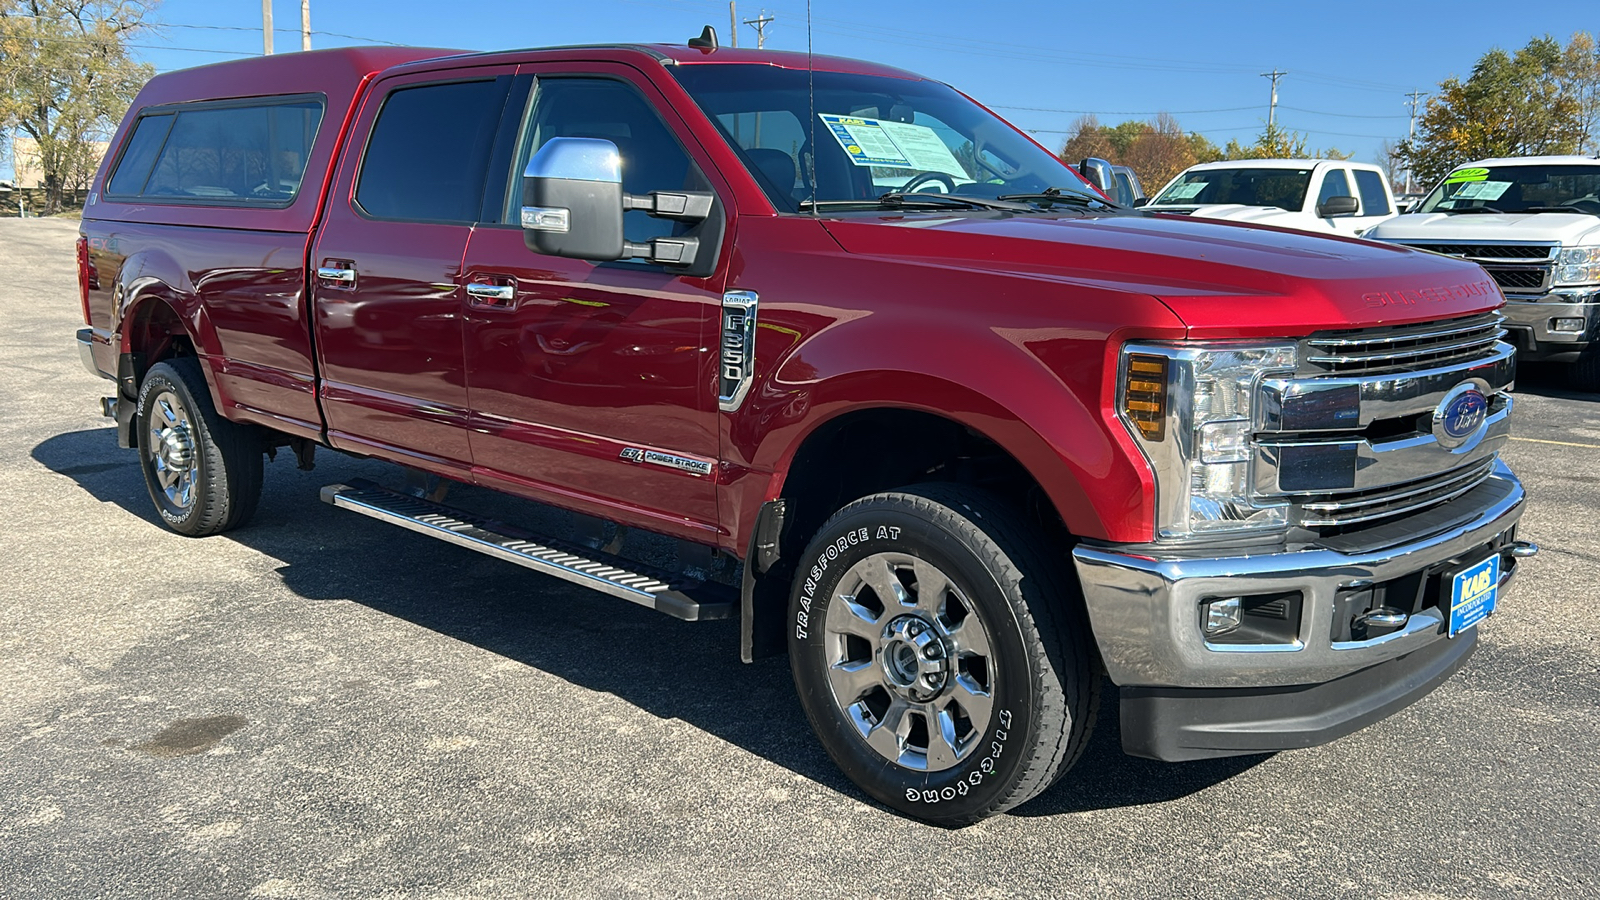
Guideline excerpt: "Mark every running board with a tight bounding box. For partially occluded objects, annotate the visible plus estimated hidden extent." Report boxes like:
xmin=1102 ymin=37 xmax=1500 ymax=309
xmin=320 ymin=480 xmax=733 ymax=622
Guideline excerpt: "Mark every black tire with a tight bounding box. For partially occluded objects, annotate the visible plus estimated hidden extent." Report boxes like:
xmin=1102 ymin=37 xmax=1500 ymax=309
xmin=136 ymin=357 xmax=263 ymax=536
xmin=787 ymin=484 xmax=1100 ymax=826
xmin=1572 ymin=344 xmax=1600 ymax=393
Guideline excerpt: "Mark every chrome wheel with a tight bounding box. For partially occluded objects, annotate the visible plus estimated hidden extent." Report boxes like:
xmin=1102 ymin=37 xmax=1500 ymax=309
xmin=146 ymin=389 xmax=197 ymax=515
xmin=822 ymin=551 xmax=995 ymax=772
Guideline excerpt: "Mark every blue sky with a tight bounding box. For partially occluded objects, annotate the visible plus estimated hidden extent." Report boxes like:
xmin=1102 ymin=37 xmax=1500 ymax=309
xmin=7 ymin=0 xmax=1598 ymax=181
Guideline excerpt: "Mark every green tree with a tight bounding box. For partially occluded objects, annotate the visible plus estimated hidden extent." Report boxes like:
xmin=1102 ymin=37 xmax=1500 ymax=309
xmin=1397 ymin=35 xmax=1591 ymax=188
xmin=1222 ymin=122 xmax=1348 ymax=161
xmin=0 ymin=0 xmax=157 ymax=213
xmin=1559 ymin=31 xmax=1600 ymax=152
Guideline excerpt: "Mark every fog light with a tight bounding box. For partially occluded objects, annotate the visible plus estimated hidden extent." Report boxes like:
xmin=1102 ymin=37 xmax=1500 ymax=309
xmin=1203 ymin=597 xmax=1242 ymax=636
xmin=1551 ymin=317 xmax=1586 ymax=333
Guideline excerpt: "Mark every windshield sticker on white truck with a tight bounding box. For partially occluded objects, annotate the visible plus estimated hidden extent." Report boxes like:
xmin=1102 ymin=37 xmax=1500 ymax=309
xmin=1162 ymin=182 xmax=1207 ymax=200
xmin=1453 ymin=180 xmax=1511 ymax=201
xmin=818 ymin=114 xmax=967 ymax=176
xmin=1444 ymin=167 xmax=1490 ymax=184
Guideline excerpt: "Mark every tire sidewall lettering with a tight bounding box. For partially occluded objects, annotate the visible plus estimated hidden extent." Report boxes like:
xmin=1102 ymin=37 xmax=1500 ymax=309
xmin=794 ymin=524 xmax=897 ymax=640
xmin=791 ymin=508 xmax=1027 ymax=811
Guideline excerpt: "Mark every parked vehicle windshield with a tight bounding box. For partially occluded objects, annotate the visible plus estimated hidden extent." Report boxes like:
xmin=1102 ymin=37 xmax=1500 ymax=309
xmin=670 ymin=64 xmax=1098 ymax=211
xmin=1416 ymin=164 xmax=1600 ymax=215
xmin=1150 ymin=167 xmax=1312 ymax=211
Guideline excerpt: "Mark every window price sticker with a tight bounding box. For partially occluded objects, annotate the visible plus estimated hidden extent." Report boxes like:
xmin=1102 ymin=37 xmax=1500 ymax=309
xmin=818 ymin=114 xmax=967 ymax=177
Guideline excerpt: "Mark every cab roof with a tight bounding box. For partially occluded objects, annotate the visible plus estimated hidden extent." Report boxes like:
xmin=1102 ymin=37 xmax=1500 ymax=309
xmin=133 ymin=43 xmax=928 ymax=106
xmin=1184 ymin=158 xmax=1383 ymax=172
xmin=1461 ymin=155 xmax=1600 ymax=168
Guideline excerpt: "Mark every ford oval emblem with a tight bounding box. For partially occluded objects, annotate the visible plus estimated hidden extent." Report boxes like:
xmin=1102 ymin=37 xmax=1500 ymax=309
xmin=1432 ymin=384 xmax=1489 ymax=451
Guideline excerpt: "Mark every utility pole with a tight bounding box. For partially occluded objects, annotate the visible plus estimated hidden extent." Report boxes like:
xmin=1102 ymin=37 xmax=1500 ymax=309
xmin=262 ymin=0 xmax=274 ymax=55
xmin=301 ymin=0 xmax=311 ymax=52
xmin=1260 ymin=69 xmax=1287 ymax=130
xmin=729 ymin=1 xmax=737 ymax=48
xmin=1403 ymin=89 xmax=1427 ymax=194
xmin=743 ymin=10 xmax=775 ymax=49
xmin=743 ymin=11 xmax=774 ymax=144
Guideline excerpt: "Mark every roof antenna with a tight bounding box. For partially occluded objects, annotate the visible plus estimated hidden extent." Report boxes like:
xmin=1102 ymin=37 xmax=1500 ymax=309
xmin=806 ymin=0 xmax=816 ymax=215
xmin=688 ymin=25 xmax=718 ymax=51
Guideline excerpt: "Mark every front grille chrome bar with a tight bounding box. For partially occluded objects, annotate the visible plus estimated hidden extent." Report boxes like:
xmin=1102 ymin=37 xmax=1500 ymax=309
xmin=1305 ymin=313 xmax=1506 ymax=373
xmin=1296 ymin=459 xmax=1498 ymax=528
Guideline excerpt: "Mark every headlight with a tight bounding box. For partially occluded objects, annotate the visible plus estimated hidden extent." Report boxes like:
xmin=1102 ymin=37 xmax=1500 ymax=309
xmin=1555 ymin=245 xmax=1600 ymax=286
xmin=1119 ymin=343 xmax=1298 ymax=540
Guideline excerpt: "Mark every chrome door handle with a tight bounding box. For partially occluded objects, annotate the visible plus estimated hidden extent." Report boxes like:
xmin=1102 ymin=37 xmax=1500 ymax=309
xmin=466 ymin=282 xmax=515 ymax=303
xmin=316 ymin=266 xmax=355 ymax=283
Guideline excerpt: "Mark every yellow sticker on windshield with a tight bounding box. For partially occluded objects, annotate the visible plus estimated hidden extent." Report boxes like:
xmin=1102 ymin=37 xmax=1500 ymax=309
xmin=1444 ymin=168 xmax=1490 ymax=184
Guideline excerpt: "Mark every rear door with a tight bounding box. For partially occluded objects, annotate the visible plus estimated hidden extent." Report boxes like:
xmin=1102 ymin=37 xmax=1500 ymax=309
xmin=1350 ymin=167 xmax=1395 ymax=232
xmin=457 ymin=63 xmax=732 ymax=541
xmin=311 ymin=66 xmax=515 ymax=477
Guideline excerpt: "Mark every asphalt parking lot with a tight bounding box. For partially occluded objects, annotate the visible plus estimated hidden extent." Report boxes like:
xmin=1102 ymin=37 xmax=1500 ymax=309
xmin=1 ymin=216 xmax=1596 ymax=899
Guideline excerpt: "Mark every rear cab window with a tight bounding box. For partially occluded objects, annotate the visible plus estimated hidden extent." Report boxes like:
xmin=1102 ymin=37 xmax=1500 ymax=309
xmin=105 ymin=96 xmax=325 ymax=206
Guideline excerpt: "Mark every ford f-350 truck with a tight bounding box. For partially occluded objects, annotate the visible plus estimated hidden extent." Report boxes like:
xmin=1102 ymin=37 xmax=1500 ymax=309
xmin=75 ymin=38 xmax=1535 ymax=825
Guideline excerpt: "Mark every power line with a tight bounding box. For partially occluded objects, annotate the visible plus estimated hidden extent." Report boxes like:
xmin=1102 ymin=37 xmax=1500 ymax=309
xmin=993 ymin=104 xmax=1260 ymax=116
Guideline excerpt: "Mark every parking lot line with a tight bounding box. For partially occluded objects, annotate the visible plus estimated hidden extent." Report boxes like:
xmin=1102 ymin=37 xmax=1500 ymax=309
xmin=1510 ymin=436 xmax=1600 ymax=449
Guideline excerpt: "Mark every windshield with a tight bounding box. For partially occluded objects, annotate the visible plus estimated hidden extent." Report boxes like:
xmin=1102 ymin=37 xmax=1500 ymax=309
xmin=1416 ymin=164 xmax=1600 ymax=215
xmin=669 ymin=64 xmax=1098 ymax=211
xmin=1151 ymin=167 xmax=1312 ymax=211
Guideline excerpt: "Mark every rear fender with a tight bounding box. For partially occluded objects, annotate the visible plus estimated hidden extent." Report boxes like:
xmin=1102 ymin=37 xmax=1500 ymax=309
xmin=115 ymin=249 xmax=225 ymax=412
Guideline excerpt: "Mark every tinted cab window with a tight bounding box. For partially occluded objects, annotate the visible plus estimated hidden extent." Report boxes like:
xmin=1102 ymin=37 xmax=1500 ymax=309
xmin=356 ymin=80 xmax=507 ymax=222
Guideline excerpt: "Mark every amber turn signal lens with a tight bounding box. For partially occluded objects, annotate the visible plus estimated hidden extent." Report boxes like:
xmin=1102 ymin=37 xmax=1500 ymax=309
xmin=1124 ymin=354 xmax=1168 ymax=441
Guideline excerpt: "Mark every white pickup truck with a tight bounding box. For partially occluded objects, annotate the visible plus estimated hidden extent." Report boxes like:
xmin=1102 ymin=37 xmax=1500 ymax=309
xmin=1145 ymin=158 xmax=1397 ymax=236
xmin=1366 ymin=155 xmax=1600 ymax=389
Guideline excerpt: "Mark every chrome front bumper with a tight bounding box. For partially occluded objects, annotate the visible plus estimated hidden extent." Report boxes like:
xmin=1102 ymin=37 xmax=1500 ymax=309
xmin=1502 ymin=293 xmax=1597 ymax=358
xmin=1072 ymin=459 xmax=1525 ymax=689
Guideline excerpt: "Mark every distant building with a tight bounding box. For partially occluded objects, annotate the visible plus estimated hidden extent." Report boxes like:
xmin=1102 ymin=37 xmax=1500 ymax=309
xmin=9 ymin=135 xmax=111 ymax=190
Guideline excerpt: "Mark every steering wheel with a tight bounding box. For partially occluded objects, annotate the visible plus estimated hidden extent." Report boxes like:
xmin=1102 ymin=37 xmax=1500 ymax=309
xmin=898 ymin=171 xmax=958 ymax=194
xmin=1562 ymin=198 xmax=1600 ymax=215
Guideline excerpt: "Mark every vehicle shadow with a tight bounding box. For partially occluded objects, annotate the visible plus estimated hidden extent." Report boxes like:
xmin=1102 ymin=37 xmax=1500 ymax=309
xmin=33 ymin=426 xmax=1257 ymax=817
xmin=1516 ymin=361 xmax=1597 ymax=401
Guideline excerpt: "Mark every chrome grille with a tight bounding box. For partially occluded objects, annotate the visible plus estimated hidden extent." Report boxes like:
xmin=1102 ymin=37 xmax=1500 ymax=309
xmin=1392 ymin=241 xmax=1555 ymax=296
xmin=1296 ymin=459 xmax=1498 ymax=528
xmin=1404 ymin=244 xmax=1554 ymax=260
xmin=1304 ymin=312 xmax=1507 ymax=375
xmin=1487 ymin=267 xmax=1548 ymax=291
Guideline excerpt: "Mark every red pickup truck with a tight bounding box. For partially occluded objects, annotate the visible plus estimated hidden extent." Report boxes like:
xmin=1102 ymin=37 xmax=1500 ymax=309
xmin=76 ymin=38 xmax=1535 ymax=825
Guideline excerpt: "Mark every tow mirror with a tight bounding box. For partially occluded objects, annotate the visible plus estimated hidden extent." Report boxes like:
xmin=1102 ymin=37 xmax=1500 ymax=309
xmin=1317 ymin=195 xmax=1360 ymax=217
xmin=1077 ymin=157 xmax=1115 ymax=194
xmin=521 ymin=136 xmax=715 ymax=268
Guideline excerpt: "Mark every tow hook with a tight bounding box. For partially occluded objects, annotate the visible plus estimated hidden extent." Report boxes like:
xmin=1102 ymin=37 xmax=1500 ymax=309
xmin=1509 ymin=541 xmax=1539 ymax=559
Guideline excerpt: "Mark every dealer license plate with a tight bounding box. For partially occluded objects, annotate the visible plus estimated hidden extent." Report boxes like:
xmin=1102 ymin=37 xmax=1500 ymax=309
xmin=1448 ymin=554 xmax=1500 ymax=638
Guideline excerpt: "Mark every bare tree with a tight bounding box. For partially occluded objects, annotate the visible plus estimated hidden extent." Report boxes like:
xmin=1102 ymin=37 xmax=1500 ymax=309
xmin=0 ymin=0 xmax=158 ymax=213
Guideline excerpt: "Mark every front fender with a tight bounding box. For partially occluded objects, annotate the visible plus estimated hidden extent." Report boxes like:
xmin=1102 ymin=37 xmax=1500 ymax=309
xmin=722 ymin=266 xmax=1184 ymax=544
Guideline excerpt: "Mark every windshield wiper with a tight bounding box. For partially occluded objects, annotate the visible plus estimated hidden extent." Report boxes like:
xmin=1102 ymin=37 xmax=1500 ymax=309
xmin=798 ymin=193 xmax=1034 ymax=213
xmin=1524 ymin=205 xmax=1599 ymax=215
xmin=1444 ymin=206 xmax=1505 ymax=214
xmin=996 ymin=187 xmax=1116 ymax=209
xmin=875 ymin=192 xmax=1036 ymax=212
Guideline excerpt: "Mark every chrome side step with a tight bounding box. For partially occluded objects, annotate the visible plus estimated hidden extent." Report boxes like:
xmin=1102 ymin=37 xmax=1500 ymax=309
xmin=320 ymin=480 xmax=733 ymax=621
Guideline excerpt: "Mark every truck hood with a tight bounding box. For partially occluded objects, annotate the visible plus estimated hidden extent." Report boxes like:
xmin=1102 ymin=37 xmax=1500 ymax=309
xmin=819 ymin=211 xmax=1501 ymax=337
xmin=1368 ymin=211 xmax=1600 ymax=245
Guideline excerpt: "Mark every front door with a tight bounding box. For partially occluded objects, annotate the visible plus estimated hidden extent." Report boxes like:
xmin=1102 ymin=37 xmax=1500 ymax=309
xmin=459 ymin=66 xmax=731 ymax=541
xmin=311 ymin=67 xmax=514 ymax=477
